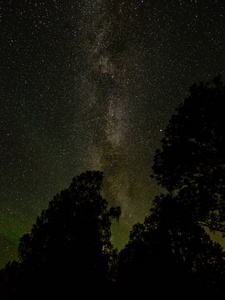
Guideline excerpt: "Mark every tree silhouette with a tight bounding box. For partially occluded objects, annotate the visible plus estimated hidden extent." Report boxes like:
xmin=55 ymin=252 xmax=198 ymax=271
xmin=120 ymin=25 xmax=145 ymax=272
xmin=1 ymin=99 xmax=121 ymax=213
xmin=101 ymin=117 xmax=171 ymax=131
xmin=1 ymin=171 xmax=120 ymax=296
xmin=2 ymin=78 xmax=225 ymax=295
xmin=117 ymin=193 xmax=225 ymax=293
xmin=0 ymin=261 xmax=20 ymax=299
xmin=152 ymin=76 xmax=225 ymax=233
xmin=117 ymin=78 xmax=225 ymax=294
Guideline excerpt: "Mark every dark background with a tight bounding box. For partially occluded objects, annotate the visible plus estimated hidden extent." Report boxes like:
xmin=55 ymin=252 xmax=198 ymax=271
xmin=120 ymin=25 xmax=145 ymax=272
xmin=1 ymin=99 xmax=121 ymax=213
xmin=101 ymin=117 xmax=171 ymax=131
xmin=1 ymin=0 xmax=225 ymax=268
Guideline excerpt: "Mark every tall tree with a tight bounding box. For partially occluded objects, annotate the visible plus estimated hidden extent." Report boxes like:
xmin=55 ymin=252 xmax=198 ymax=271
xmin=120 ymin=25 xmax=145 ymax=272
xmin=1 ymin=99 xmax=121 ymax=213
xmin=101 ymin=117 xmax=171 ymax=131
xmin=152 ymin=77 xmax=225 ymax=232
xmin=116 ymin=77 xmax=225 ymax=293
xmin=12 ymin=171 xmax=120 ymax=295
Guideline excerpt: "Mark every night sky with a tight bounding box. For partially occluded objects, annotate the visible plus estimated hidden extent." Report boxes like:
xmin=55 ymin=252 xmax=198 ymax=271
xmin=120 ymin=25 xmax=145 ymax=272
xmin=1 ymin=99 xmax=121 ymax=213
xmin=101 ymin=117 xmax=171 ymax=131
xmin=1 ymin=0 xmax=225 ymax=268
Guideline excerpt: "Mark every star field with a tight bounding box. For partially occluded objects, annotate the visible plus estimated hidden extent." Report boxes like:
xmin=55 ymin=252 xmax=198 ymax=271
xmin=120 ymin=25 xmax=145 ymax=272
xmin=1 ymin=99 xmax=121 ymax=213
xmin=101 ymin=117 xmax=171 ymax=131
xmin=1 ymin=0 xmax=225 ymax=268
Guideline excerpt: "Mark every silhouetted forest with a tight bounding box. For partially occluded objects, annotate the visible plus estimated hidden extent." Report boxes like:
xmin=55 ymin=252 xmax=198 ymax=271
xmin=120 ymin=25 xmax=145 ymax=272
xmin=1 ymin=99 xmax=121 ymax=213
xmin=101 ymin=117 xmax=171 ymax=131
xmin=1 ymin=77 xmax=225 ymax=298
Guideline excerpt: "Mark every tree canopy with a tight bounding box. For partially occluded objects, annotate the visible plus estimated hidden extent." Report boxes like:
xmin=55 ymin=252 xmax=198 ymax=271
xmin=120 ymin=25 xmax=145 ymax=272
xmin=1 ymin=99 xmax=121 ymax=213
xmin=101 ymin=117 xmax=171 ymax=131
xmin=117 ymin=193 xmax=225 ymax=293
xmin=116 ymin=77 xmax=225 ymax=294
xmin=152 ymin=77 xmax=225 ymax=232
xmin=0 ymin=171 xmax=121 ymax=297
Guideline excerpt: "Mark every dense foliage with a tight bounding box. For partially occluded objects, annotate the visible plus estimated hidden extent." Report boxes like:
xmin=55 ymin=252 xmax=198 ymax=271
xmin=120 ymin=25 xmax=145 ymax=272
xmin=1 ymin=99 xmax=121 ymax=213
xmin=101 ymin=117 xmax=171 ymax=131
xmin=117 ymin=77 xmax=225 ymax=293
xmin=117 ymin=194 xmax=225 ymax=293
xmin=0 ymin=171 xmax=121 ymax=297
xmin=152 ymin=77 xmax=225 ymax=232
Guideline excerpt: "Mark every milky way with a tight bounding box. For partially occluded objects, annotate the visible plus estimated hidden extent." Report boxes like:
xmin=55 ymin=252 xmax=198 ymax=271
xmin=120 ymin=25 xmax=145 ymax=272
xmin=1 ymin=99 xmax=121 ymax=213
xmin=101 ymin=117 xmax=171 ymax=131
xmin=1 ymin=0 xmax=225 ymax=267
xmin=72 ymin=0 xmax=155 ymax=246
